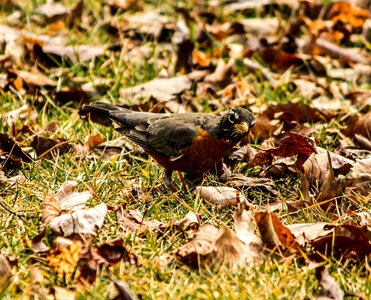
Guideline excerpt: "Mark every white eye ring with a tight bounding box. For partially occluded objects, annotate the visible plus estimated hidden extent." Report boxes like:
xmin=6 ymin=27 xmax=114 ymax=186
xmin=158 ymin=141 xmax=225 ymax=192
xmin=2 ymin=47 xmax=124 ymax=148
xmin=228 ymin=112 xmax=235 ymax=123
xmin=228 ymin=110 xmax=239 ymax=123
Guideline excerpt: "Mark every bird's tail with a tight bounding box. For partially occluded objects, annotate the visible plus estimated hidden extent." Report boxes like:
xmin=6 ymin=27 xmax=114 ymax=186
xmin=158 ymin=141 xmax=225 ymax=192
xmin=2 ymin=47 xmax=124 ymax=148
xmin=80 ymin=102 xmax=131 ymax=126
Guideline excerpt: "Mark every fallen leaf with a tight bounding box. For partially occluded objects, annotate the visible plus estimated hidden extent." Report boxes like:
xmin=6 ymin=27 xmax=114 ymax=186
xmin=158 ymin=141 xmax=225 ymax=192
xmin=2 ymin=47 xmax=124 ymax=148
xmin=110 ymin=277 xmax=135 ymax=300
xmin=329 ymin=2 xmax=369 ymax=31
xmin=53 ymin=90 xmax=91 ymax=105
xmin=247 ymin=113 xmax=274 ymax=143
xmin=204 ymin=58 xmax=234 ymax=86
xmin=314 ymin=38 xmax=371 ymax=65
xmin=117 ymin=207 xmax=166 ymax=235
xmin=0 ymin=170 xmax=25 ymax=186
xmin=97 ymin=238 xmax=132 ymax=265
xmin=85 ymin=134 xmax=105 ymax=152
xmin=204 ymin=225 xmax=263 ymax=268
xmin=31 ymin=230 xmax=50 ymax=253
xmin=0 ymin=133 xmax=32 ymax=171
xmin=174 ymin=211 xmax=199 ymax=239
xmin=310 ymin=224 xmax=371 ymax=261
xmin=301 ymin=152 xmax=344 ymax=206
xmin=254 ymin=211 xmax=301 ymax=253
xmin=234 ymin=202 xmax=262 ymax=245
xmin=2 ymin=104 xmax=38 ymax=130
xmin=122 ymin=10 xmax=173 ymax=40
xmin=119 ymin=74 xmax=192 ymax=103
xmin=41 ymin=43 xmax=106 ymax=64
xmin=195 ymin=186 xmax=250 ymax=207
xmin=48 ymin=203 xmax=107 ymax=236
xmin=53 ymin=286 xmax=76 ymax=300
xmin=341 ymin=158 xmax=371 ymax=196
xmin=48 ymin=239 xmax=82 ymax=281
xmin=249 ymin=133 xmax=316 ymax=168
xmin=344 ymin=111 xmax=371 ymax=140
xmin=264 ymin=103 xmax=324 ymax=124
xmin=31 ymin=136 xmax=73 ymax=158
xmin=286 ymin=222 xmax=334 ymax=246
xmin=0 ymin=254 xmax=15 ymax=286
xmin=161 ymin=222 xmax=264 ymax=269
xmin=315 ymin=266 xmax=344 ymax=300
xmin=9 ymin=69 xmax=56 ymax=87
xmin=42 ymin=181 xmax=106 ymax=236
xmin=228 ymin=174 xmax=279 ymax=196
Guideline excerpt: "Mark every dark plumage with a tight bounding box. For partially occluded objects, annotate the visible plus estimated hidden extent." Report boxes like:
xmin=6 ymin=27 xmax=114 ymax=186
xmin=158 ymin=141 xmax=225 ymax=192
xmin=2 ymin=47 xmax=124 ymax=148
xmin=81 ymin=102 xmax=255 ymax=188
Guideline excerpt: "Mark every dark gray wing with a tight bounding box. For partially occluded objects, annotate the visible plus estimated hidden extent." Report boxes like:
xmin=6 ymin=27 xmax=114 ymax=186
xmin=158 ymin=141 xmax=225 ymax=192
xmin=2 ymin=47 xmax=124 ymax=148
xmin=124 ymin=114 xmax=217 ymax=157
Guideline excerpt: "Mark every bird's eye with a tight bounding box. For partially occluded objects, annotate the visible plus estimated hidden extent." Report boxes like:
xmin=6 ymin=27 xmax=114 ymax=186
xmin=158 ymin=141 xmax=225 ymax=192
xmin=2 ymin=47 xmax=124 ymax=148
xmin=228 ymin=110 xmax=239 ymax=123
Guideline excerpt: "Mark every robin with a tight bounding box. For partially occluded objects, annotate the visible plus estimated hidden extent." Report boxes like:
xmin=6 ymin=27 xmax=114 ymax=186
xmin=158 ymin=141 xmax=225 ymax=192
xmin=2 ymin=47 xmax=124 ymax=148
xmin=81 ymin=102 xmax=255 ymax=189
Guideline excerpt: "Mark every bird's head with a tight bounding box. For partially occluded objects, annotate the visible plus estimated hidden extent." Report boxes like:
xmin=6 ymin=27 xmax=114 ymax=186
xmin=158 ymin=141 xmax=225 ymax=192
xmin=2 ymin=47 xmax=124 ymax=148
xmin=218 ymin=107 xmax=256 ymax=143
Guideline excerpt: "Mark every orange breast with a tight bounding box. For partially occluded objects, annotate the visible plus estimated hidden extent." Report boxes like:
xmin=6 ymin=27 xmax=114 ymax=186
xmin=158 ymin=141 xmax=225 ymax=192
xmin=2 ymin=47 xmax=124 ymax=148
xmin=148 ymin=130 xmax=234 ymax=174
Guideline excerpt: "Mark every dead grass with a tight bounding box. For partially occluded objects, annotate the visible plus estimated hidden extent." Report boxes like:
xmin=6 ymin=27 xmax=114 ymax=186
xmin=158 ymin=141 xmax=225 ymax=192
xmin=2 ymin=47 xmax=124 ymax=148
xmin=0 ymin=0 xmax=370 ymax=299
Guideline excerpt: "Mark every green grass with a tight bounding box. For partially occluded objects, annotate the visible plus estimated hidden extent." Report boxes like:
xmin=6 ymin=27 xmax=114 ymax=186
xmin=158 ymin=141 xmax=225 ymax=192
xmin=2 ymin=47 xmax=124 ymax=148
xmin=0 ymin=0 xmax=370 ymax=299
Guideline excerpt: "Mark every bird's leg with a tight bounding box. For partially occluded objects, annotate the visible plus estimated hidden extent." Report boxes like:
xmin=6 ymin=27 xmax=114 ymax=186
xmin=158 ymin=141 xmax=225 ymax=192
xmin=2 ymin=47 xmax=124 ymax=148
xmin=184 ymin=172 xmax=204 ymax=186
xmin=163 ymin=170 xmax=177 ymax=192
xmin=216 ymin=160 xmax=231 ymax=182
xmin=177 ymin=171 xmax=189 ymax=192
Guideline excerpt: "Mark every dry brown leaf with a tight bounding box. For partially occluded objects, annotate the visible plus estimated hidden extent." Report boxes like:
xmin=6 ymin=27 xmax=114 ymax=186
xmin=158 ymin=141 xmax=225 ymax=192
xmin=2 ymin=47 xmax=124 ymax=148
xmin=344 ymin=111 xmax=371 ymax=140
xmin=254 ymin=211 xmax=301 ymax=253
xmin=264 ymin=103 xmax=324 ymax=124
xmin=247 ymin=113 xmax=274 ymax=143
xmin=174 ymin=211 xmax=199 ymax=238
xmin=315 ymin=266 xmax=345 ymax=300
xmin=106 ymin=0 xmax=139 ymax=11
xmin=42 ymin=44 xmax=106 ymax=64
xmin=42 ymin=181 xmax=106 ymax=236
xmin=53 ymin=286 xmax=76 ymax=300
xmin=228 ymin=174 xmax=279 ymax=196
xmin=0 ymin=254 xmax=15 ymax=287
xmin=329 ymin=2 xmax=369 ymax=31
xmin=353 ymin=134 xmax=371 ymax=151
xmin=302 ymin=151 xmax=349 ymax=207
xmin=35 ymin=3 xmax=69 ymax=20
xmin=117 ymin=207 xmax=166 ymax=235
xmin=204 ymin=58 xmax=234 ymax=86
xmin=85 ymin=134 xmax=105 ymax=152
xmin=249 ymin=133 xmax=316 ymax=168
xmin=31 ymin=136 xmax=73 ymax=158
xmin=31 ymin=230 xmax=50 ymax=253
xmin=161 ymin=222 xmax=264 ymax=269
xmin=341 ymin=158 xmax=371 ymax=196
xmin=159 ymin=224 xmax=220 ymax=268
xmin=119 ymin=74 xmax=192 ymax=103
xmin=110 ymin=277 xmax=135 ymax=300
xmin=205 ymin=226 xmax=263 ymax=268
xmin=9 ymin=69 xmax=56 ymax=87
xmin=314 ymin=38 xmax=371 ymax=65
xmin=310 ymin=224 xmax=371 ymax=261
xmin=0 ymin=170 xmax=25 ymax=186
xmin=0 ymin=133 xmax=32 ymax=171
xmin=192 ymin=50 xmax=211 ymax=67
xmin=96 ymin=238 xmax=134 ymax=265
xmin=2 ymin=104 xmax=38 ymax=129
xmin=195 ymin=186 xmax=250 ymax=207
xmin=48 ymin=203 xmax=107 ymax=236
xmin=286 ymin=222 xmax=334 ymax=247
xmin=234 ymin=202 xmax=262 ymax=245
xmin=122 ymin=10 xmax=172 ymax=39
xmin=53 ymin=90 xmax=91 ymax=105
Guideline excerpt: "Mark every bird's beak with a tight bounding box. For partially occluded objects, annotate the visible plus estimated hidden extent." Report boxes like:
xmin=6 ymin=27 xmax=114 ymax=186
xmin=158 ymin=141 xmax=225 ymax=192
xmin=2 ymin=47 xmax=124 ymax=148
xmin=235 ymin=122 xmax=249 ymax=134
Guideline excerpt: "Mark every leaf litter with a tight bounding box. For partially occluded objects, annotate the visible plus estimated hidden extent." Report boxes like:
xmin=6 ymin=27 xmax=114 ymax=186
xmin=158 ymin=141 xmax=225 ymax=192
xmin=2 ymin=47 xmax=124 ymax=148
xmin=0 ymin=0 xmax=370 ymax=298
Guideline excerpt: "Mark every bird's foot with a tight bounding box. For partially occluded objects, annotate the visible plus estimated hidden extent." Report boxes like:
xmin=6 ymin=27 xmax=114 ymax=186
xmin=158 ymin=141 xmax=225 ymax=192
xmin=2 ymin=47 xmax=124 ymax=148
xmin=163 ymin=170 xmax=177 ymax=193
